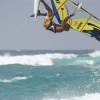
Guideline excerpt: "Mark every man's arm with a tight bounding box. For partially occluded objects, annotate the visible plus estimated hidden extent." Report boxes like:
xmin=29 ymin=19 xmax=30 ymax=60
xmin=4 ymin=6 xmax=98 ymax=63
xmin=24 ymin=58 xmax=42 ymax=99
xmin=48 ymin=13 xmax=75 ymax=33
xmin=62 ymin=13 xmax=75 ymax=25
xmin=49 ymin=9 xmax=76 ymax=33
xmin=46 ymin=11 xmax=75 ymax=33
xmin=62 ymin=8 xmax=76 ymax=25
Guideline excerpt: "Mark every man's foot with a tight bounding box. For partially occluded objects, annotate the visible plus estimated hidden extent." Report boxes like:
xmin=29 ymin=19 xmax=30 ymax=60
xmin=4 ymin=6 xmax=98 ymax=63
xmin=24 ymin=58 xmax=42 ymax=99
xmin=30 ymin=14 xmax=35 ymax=17
xmin=30 ymin=10 xmax=47 ymax=17
xmin=30 ymin=10 xmax=41 ymax=17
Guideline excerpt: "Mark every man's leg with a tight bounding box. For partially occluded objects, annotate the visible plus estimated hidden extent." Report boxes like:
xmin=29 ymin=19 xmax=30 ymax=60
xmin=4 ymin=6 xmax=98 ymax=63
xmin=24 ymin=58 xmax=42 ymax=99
xmin=30 ymin=0 xmax=51 ymax=17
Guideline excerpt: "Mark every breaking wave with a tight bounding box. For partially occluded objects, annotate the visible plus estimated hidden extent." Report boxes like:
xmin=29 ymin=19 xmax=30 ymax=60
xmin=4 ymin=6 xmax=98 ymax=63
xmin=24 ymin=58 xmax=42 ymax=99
xmin=0 ymin=53 xmax=77 ymax=66
xmin=75 ymin=60 xmax=95 ymax=65
xmin=42 ymin=93 xmax=100 ymax=100
xmin=0 ymin=76 xmax=32 ymax=83
xmin=88 ymin=51 xmax=100 ymax=57
xmin=0 ymin=52 xmax=99 ymax=66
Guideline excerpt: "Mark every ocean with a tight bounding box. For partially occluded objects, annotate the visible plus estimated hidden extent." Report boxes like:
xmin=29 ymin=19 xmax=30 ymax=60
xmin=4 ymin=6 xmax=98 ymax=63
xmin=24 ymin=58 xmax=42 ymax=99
xmin=0 ymin=50 xmax=100 ymax=100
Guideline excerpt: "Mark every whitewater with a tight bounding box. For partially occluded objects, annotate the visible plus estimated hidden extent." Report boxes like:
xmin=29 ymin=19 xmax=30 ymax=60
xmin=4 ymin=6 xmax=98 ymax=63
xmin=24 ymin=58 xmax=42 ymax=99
xmin=0 ymin=50 xmax=100 ymax=100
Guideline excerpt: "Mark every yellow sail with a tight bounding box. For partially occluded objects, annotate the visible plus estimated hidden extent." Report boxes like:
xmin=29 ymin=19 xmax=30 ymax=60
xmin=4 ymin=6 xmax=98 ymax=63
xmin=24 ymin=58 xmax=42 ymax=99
xmin=51 ymin=0 xmax=100 ymax=37
xmin=67 ymin=18 xmax=100 ymax=32
xmin=51 ymin=0 xmax=68 ymax=22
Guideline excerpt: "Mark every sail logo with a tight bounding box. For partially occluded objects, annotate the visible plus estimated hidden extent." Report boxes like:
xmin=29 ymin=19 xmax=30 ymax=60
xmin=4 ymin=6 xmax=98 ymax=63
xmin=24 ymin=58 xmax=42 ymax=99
xmin=55 ymin=0 xmax=60 ymax=3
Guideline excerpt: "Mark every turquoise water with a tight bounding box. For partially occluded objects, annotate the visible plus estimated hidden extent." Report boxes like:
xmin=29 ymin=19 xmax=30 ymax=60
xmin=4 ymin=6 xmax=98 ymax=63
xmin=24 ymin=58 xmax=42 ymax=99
xmin=0 ymin=50 xmax=100 ymax=100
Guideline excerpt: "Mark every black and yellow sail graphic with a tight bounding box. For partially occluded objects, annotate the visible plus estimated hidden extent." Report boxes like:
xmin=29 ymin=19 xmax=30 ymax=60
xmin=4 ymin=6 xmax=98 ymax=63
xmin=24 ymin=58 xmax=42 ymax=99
xmin=51 ymin=0 xmax=100 ymax=40
xmin=51 ymin=0 xmax=68 ymax=23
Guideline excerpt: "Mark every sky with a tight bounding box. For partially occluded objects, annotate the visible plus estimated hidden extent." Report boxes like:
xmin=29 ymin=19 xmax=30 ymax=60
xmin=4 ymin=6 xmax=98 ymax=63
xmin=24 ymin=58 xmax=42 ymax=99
xmin=0 ymin=0 xmax=100 ymax=50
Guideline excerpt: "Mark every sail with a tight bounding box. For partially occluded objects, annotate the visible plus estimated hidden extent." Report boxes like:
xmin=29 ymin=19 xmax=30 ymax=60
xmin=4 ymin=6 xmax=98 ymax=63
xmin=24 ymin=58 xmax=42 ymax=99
xmin=51 ymin=0 xmax=68 ymax=23
xmin=51 ymin=0 xmax=100 ymax=40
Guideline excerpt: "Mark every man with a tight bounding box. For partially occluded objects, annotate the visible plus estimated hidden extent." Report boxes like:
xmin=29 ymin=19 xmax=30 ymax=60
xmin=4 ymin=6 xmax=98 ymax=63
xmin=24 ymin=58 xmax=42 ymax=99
xmin=31 ymin=0 xmax=75 ymax=33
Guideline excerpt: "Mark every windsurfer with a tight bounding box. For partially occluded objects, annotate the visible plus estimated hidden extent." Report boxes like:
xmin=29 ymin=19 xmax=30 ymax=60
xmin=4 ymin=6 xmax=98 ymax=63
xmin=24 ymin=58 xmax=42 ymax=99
xmin=31 ymin=0 xmax=75 ymax=33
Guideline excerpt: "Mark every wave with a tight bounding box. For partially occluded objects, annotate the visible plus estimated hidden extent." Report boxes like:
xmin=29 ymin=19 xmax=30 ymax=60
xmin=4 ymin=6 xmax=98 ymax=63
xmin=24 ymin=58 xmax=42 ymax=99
xmin=75 ymin=60 xmax=95 ymax=65
xmin=0 ymin=52 xmax=99 ymax=66
xmin=88 ymin=51 xmax=100 ymax=57
xmin=0 ymin=76 xmax=32 ymax=83
xmin=0 ymin=53 xmax=77 ymax=66
xmin=42 ymin=93 xmax=100 ymax=100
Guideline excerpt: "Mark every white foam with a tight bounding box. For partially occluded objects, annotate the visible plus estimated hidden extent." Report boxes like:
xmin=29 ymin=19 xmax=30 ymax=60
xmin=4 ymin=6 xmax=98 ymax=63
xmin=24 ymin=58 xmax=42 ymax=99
xmin=71 ymin=93 xmax=100 ymax=100
xmin=42 ymin=93 xmax=100 ymax=100
xmin=0 ymin=55 xmax=53 ymax=66
xmin=76 ymin=60 xmax=95 ymax=65
xmin=45 ymin=54 xmax=77 ymax=59
xmin=0 ymin=76 xmax=32 ymax=83
xmin=88 ymin=51 xmax=100 ymax=57
xmin=0 ymin=53 xmax=77 ymax=66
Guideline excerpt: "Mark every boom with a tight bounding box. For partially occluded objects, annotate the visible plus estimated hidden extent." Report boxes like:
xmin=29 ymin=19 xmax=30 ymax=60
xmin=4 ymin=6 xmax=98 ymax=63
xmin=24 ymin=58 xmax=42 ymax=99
xmin=68 ymin=0 xmax=100 ymax=22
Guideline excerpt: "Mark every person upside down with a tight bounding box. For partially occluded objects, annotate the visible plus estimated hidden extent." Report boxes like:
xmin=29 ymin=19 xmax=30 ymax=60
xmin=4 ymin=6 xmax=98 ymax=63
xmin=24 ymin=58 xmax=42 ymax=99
xmin=31 ymin=0 xmax=75 ymax=33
